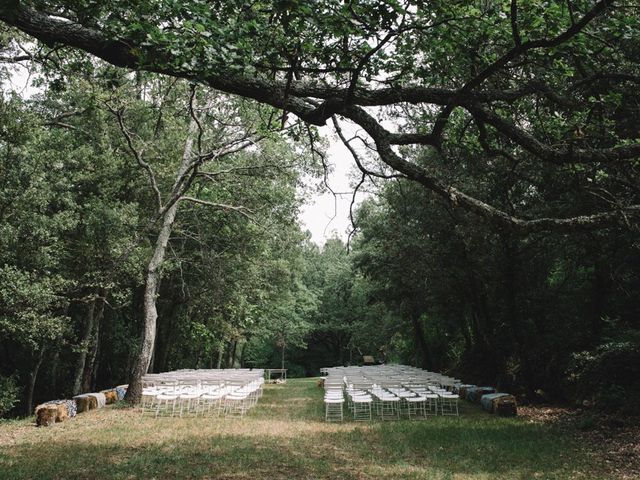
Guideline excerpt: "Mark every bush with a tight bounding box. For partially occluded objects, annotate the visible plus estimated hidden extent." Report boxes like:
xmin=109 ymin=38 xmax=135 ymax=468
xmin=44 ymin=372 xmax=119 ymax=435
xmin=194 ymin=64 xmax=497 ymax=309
xmin=569 ymin=340 xmax=640 ymax=413
xmin=0 ymin=375 xmax=21 ymax=417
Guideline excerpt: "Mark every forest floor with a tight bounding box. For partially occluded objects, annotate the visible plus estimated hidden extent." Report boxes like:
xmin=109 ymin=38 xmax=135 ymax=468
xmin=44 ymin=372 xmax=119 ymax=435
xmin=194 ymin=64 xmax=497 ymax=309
xmin=0 ymin=378 xmax=637 ymax=480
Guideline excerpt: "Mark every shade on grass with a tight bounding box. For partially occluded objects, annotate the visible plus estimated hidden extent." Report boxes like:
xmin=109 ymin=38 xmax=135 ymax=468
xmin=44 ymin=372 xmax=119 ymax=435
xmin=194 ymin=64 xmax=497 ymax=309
xmin=0 ymin=378 xmax=604 ymax=480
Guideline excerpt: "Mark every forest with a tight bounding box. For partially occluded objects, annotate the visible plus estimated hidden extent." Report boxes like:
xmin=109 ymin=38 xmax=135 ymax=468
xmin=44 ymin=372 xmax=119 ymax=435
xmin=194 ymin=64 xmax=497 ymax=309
xmin=1 ymin=0 xmax=639 ymax=421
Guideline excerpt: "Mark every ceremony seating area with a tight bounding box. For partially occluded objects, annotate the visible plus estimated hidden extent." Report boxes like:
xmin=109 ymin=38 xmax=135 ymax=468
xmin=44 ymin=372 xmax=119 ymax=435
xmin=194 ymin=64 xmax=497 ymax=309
xmin=321 ymin=365 xmax=461 ymax=422
xmin=140 ymin=369 xmax=264 ymax=418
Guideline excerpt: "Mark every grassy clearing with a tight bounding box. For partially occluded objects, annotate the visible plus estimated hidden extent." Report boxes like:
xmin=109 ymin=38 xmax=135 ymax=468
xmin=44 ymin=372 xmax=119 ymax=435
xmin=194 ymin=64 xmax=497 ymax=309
xmin=0 ymin=378 xmax=607 ymax=479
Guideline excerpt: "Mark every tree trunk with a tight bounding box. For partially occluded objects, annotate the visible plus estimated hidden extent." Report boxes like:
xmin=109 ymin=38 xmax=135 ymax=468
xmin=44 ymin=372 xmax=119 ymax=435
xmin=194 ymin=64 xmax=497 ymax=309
xmin=82 ymin=296 xmax=105 ymax=392
xmin=591 ymin=258 xmax=608 ymax=338
xmin=409 ymin=309 xmax=434 ymax=370
xmin=26 ymin=348 xmax=45 ymax=415
xmin=281 ymin=342 xmax=285 ymax=370
xmin=216 ymin=343 xmax=224 ymax=369
xmin=72 ymin=297 xmax=97 ymax=395
xmin=228 ymin=340 xmax=238 ymax=368
xmin=125 ymin=125 xmax=196 ymax=404
xmin=154 ymin=290 xmax=183 ymax=372
xmin=235 ymin=341 xmax=244 ymax=368
xmin=49 ymin=345 xmax=60 ymax=399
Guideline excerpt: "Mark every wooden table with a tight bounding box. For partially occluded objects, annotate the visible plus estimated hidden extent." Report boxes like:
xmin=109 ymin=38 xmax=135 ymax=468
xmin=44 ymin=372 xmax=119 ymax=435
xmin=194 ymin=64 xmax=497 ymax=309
xmin=265 ymin=368 xmax=287 ymax=383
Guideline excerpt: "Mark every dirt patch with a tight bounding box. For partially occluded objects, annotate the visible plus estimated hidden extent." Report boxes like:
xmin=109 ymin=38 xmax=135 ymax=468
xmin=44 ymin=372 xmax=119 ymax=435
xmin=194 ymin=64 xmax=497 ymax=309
xmin=520 ymin=405 xmax=640 ymax=480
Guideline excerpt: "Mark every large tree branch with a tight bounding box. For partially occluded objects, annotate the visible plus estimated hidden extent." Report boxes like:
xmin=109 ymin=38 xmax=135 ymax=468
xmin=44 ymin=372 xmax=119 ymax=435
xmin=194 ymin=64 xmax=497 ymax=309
xmin=179 ymin=196 xmax=253 ymax=221
xmin=3 ymin=0 xmax=637 ymax=233
xmin=109 ymin=105 xmax=164 ymax=212
xmin=468 ymin=104 xmax=640 ymax=164
xmin=340 ymin=105 xmax=640 ymax=233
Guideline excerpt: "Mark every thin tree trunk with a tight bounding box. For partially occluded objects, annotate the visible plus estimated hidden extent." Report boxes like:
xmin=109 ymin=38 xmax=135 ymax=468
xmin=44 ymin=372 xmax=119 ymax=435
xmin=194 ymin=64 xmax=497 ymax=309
xmin=82 ymin=296 xmax=105 ymax=392
xmin=125 ymin=124 xmax=196 ymax=404
xmin=49 ymin=345 xmax=60 ymax=398
xmin=216 ymin=344 xmax=224 ymax=369
xmin=281 ymin=342 xmax=285 ymax=370
xmin=154 ymin=290 xmax=182 ymax=372
xmin=235 ymin=341 xmax=244 ymax=368
xmin=26 ymin=349 xmax=45 ymax=415
xmin=409 ymin=309 xmax=434 ymax=370
xmin=72 ymin=297 xmax=97 ymax=395
xmin=227 ymin=340 xmax=237 ymax=368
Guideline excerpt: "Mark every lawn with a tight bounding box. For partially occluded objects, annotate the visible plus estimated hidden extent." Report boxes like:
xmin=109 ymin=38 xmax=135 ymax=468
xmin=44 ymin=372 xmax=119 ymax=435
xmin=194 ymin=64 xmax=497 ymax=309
xmin=0 ymin=378 xmax=607 ymax=480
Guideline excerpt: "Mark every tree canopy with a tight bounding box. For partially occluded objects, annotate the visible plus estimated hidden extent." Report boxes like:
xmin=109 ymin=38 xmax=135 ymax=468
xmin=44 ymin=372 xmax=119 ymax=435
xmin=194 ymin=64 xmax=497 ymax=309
xmin=2 ymin=0 xmax=639 ymax=232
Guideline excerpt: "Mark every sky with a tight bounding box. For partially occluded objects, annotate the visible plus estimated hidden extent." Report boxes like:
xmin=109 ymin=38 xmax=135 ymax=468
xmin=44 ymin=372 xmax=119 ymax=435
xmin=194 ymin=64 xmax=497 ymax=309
xmin=298 ymin=125 xmax=362 ymax=246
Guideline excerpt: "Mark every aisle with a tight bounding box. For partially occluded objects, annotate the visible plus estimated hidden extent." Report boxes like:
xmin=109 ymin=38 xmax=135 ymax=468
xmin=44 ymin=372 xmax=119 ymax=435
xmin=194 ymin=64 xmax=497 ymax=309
xmin=251 ymin=377 xmax=324 ymax=421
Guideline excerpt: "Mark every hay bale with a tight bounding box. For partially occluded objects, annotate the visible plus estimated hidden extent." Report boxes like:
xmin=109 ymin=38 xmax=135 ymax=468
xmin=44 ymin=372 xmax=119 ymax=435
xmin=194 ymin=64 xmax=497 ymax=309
xmin=88 ymin=392 xmax=106 ymax=408
xmin=74 ymin=394 xmax=98 ymax=413
xmin=458 ymin=385 xmax=475 ymax=399
xmin=115 ymin=385 xmax=128 ymax=401
xmin=467 ymin=386 xmax=496 ymax=403
xmin=50 ymin=399 xmax=77 ymax=418
xmin=54 ymin=403 xmax=68 ymax=423
xmin=101 ymin=389 xmax=118 ymax=405
xmin=481 ymin=393 xmax=510 ymax=413
xmin=73 ymin=395 xmax=89 ymax=413
xmin=495 ymin=396 xmax=518 ymax=417
xmin=35 ymin=404 xmax=58 ymax=427
xmin=65 ymin=399 xmax=77 ymax=417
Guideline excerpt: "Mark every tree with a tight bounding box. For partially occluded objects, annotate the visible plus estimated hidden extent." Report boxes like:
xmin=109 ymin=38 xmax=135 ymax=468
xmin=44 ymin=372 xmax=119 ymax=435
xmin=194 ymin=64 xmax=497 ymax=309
xmin=1 ymin=0 xmax=639 ymax=233
xmin=0 ymin=57 xmax=316 ymax=409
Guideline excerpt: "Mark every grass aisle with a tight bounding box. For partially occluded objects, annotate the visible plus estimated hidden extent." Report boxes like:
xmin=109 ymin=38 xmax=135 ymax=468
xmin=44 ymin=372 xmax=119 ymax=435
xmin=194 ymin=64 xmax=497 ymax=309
xmin=0 ymin=378 xmax=604 ymax=479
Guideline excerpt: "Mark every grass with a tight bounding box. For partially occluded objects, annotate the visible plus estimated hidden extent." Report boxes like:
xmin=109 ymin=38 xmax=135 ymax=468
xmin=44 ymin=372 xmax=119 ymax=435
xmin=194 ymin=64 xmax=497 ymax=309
xmin=0 ymin=378 xmax=607 ymax=480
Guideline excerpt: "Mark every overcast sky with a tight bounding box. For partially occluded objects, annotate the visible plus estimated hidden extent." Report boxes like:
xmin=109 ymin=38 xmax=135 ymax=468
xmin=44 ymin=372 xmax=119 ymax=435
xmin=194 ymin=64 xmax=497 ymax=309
xmin=298 ymin=125 xmax=363 ymax=246
xmin=299 ymin=123 xmax=366 ymax=245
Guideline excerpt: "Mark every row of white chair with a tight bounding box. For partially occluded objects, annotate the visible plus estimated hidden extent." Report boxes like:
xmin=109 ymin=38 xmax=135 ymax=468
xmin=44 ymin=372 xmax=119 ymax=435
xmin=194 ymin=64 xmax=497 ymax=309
xmin=324 ymin=377 xmax=460 ymax=421
xmin=141 ymin=379 xmax=264 ymax=418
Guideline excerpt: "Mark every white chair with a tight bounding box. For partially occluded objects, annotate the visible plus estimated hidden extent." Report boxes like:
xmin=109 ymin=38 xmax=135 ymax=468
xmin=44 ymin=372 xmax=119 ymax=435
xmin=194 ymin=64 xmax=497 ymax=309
xmin=406 ymin=395 xmax=426 ymax=419
xmin=178 ymin=386 xmax=201 ymax=417
xmin=350 ymin=393 xmax=373 ymax=421
xmin=424 ymin=393 xmax=439 ymax=416
xmin=225 ymin=389 xmax=251 ymax=417
xmin=439 ymin=393 xmax=459 ymax=416
xmin=325 ymin=395 xmax=344 ymax=422
xmin=198 ymin=389 xmax=225 ymax=417
xmin=155 ymin=392 xmax=178 ymax=418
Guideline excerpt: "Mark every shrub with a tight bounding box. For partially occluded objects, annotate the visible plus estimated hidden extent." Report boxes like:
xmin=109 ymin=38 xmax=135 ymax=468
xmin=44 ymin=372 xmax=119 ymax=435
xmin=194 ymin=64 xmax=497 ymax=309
xmin=569 ymin=340 xmax=640 ymax=413
xmin=0 ymin=375 xmax=21 ymax=417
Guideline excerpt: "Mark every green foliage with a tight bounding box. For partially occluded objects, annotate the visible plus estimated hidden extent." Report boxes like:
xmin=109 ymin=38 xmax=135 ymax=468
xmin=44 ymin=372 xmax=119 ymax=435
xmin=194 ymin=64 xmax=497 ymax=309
xmin=0 ymin=56 xmax=322 ymax=410
xmin=0 ymin=265 xmax=70 ymax=349
xmin=570 ymin=337 xmax=640 ymax=413
xmin=0 ymin=375 xmax=20 ymax=417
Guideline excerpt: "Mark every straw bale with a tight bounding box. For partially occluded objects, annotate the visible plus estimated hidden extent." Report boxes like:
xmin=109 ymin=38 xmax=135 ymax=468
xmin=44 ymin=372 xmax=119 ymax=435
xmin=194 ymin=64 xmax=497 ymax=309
xmin=115 ymin=385 xmax=127 ymax=401
xmin=54 ymin=403 xmax=68 ymax=423
xmin=102 ymin=390 xmax=118 ymax=404
xmin=74 ymin=394 xmax=98 ymax=413
xmin=491 ymin=394 xmax=516 ymax=411
xmin=495 ymin=396 xmax=518 ymax=417
xmin=65 ymin=399 xmax=77 ymax=417
xmin=459 ymin=386 xmax=475 ymax=400
xmin=35 ymin=404 xmax=58 ymax=427
xmin=88 ymin=392 xmax=106 ymax=408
